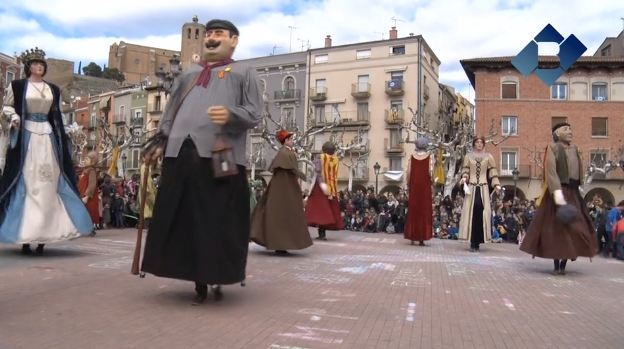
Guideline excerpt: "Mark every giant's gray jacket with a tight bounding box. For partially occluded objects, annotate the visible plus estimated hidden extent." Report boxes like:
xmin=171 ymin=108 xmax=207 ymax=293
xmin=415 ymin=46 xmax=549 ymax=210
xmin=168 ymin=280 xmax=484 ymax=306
xmin=160 ymin=62 xmax=263 ymax=165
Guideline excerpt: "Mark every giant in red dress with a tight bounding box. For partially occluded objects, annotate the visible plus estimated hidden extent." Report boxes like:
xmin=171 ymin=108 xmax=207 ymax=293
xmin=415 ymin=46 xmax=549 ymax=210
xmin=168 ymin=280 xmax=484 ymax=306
xmin=305 ymin=153 xmax=343 ymax=231
xmin=404 ymin=155 xmax=433 ymax=242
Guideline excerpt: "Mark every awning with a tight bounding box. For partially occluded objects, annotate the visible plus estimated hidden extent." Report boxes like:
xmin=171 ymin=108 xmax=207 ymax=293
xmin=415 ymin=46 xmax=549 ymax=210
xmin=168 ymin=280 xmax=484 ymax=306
xmin=99 ymin=96 xmax=111 ymax=110
xmin=383 ymin=171 xmax=404 ymax=181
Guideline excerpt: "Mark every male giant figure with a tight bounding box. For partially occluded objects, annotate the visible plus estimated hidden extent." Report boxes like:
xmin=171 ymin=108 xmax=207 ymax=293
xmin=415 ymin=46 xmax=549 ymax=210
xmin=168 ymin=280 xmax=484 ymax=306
xmin=141 ymin=19 xmax=263 ymax=303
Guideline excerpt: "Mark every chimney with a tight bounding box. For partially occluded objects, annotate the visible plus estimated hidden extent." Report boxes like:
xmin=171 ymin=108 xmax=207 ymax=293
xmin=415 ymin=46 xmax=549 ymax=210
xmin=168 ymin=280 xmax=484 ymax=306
xmin=324 ymin=35 xmax=332 ymax=48
xmin=389 ymin=26 xmax=398 ymax=40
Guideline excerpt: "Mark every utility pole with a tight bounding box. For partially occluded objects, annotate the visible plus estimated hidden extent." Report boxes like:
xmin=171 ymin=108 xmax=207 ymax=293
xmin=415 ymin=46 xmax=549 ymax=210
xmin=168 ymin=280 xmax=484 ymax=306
xmin=288 ymin=25 xmax=297 ymax=52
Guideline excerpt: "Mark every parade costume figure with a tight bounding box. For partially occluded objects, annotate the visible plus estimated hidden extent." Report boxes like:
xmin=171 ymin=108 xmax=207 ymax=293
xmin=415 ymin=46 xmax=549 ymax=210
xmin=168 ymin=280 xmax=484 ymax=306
xmin=250 ymin=130 xmax=312 ymax=253
xmin=458 ymin=137 xmax=501 ymax=251
xmin=520 ymin=123 xmax=597 ymax=274
xmin=77 ymin=151 xmax=100 ymax=233
xmin=0 ymin=48 xmax=92 ymax=255
xmin=140 ymin=20 xmax=263 ymax=303
xmin=404 ymin=138 xmax=433 ymax=245
xmin=305 ymin=141 xmax=344 ymax=240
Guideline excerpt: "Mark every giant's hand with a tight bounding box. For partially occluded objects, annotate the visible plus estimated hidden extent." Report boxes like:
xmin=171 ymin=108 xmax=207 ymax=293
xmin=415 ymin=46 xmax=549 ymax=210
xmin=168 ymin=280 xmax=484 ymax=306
xmin=553 ymin=189 xmax=567 ymax=206
xmin=10 ymin=114 xmax=20 ymax=129
xmin=208 ymin=106 xmax=230 ymax=126
xmin=143 ymin=146 xmax=163 ymax=166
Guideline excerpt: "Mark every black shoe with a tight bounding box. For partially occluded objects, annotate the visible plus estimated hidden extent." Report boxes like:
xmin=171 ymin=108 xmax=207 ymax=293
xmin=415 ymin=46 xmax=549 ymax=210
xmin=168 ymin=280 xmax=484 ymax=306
xmin=211 ymin=285 xmax=223 ymax=301
xmin=89 ymin=230 xmax=96 ymax=237
xmin=192 ymin=293 xmax=207 ymax=305
xmin=469 ymin=247 xmax=477 ymax=252
xmin=192 ymin=284 xmax=208 ymax=305
xmin=35 ymin=244 xmax=44 ymax=255
xmin=419 ymin=241 xmax=425 ymax=246
xmin=275 ymin=250 xmax=289 ymax=255
xmin=21 ymin=244 xmax=32 ymax=255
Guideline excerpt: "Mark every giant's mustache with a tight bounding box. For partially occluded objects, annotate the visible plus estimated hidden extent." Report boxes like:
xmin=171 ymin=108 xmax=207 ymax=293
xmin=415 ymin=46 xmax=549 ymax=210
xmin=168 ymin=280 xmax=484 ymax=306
xmin=205 ymin=40 xmax=221 ymax=49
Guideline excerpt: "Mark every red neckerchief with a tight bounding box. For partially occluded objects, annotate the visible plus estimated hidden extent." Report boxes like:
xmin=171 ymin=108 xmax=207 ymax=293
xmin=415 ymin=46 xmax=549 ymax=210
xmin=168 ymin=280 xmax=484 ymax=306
xmin=196 ymin=59 xmax=234 ymax=88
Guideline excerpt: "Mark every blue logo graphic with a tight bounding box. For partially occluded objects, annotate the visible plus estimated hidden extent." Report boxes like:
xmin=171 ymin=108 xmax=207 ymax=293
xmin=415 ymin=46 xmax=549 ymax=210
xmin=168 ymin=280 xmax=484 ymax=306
xmin=511 ymin=24 xmax=587 ymax=86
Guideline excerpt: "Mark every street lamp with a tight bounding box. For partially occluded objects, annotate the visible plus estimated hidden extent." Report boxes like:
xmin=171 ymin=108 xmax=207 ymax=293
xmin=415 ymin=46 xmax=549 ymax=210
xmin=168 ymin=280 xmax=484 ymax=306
xmin=155 ymin=54 xmax=181 ymax=95
xmin=373 ymin=162 xmax=381 ymax=195
xmin=512 ymin=167 xmax=520 ymax=201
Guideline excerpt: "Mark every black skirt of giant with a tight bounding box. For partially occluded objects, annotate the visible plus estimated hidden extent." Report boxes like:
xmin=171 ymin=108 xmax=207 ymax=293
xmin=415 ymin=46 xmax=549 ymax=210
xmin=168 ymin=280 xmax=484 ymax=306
xmin=141 ymin=139 xmax=250 ymax=285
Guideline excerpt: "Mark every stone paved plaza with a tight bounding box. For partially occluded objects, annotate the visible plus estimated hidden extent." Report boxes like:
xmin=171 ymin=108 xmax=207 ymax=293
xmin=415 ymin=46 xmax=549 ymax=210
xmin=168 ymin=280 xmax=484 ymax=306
xmin=1 ymin=229 xmax=623 ymax=348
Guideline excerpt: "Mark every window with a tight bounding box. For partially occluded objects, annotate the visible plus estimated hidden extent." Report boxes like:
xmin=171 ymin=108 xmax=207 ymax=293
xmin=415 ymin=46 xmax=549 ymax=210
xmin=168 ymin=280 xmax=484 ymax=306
xmin=154 ymin=96 xmax=161 ymax=111
xmin=134 ymin=110 xmax=142 ymax=119
xmin=501 ymin=116 xmax=517 ymax=136
xmin=501 ymin=150 xmax=518 ymax=175
xmin=357 ymin=75 xmax=369 ymax=92
xmin=314 ymin=54 xmax=328 ymax=64
xmin=195 ymin=28 xmax=199 ymax=39
xmin=314 ymin=106 xmax=325 ymax=123
xmin=354 ymin=159 xmax=368 ymax=179
xmin=90 ymin=112 xmax=97 ymax=128
xmin=187 ymin=28 xmax=191 ymax=39
xmin=356 ymin=49 xmax=371 ymax=60
xmin=389 ymin=129 xmax=402 ymax=147
xmin=118 ymin=105 xmax=126 ymax=123
xmin=282 ymin=107 xmax=295 ymax=127
xmin=315 ymin=79 xmax=326 ymax=93
xmin=592 ymin=83 xmax=608 ymax=101
xmin=331 ymin=104 xmax=340 ymax=120
xmin=283 ymin=76 xmax=295 ymax=91
xmin=551 ymin=116 xmax=568 ymax=128
xmin=591 ymin=117 xmax=608 ymax=137
xmin=389 ymin=157 xmax=402 ymax=171
xmin=390 ymin=100 xmax=403 ymax=110
xmin=390 ymin=71 xmax=403 ymax=81
xmin=589 ymin=150 xmax=608 ymax=167
xmin=502 ymin=82 xmax=517 ymax=99
xmin=391 ymin=45 xmax=405 ymax=55
xmin=357 ymin=102 xmax=368 ymax=121
xmin=601 ymin=45 xmax=611 ymax=57
xmin=5 ymin=71 xmax=15 ymax=87
xmin=131 ymin=149 xmax=140 ymax=170
xmin=551 ymin=83 xmax=567 ymax=100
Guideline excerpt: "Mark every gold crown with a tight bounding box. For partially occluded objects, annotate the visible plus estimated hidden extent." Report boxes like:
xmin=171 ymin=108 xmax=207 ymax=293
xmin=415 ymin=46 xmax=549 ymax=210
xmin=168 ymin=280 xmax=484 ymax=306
xmin=19 ymin=47 xmax=46 ymax=63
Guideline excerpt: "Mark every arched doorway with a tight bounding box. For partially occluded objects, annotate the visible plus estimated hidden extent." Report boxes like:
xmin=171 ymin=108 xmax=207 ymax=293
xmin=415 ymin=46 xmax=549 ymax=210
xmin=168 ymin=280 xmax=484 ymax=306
xmin=501 ymin=185 xmax=526 ymax=201
xmin=349 ymin=183 xmax=367 ymax=194
xmin=380 ymin=184 xmax=401 ymax=197
xmin=584 ymin=187 xmax=615 ymax=206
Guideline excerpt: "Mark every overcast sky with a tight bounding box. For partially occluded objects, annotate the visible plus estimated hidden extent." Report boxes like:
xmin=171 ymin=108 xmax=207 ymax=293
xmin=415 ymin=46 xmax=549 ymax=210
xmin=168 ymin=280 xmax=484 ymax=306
xmin=1 ymin=0 xmax=623 ymax=99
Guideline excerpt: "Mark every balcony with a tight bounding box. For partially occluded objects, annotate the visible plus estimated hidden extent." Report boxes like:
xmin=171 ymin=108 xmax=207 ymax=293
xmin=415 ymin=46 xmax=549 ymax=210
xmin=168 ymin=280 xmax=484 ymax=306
xmin=130 ymin=117 xmax=144 ymax=127
xmin=385 ymin=79 xmax=404 ymax=96
xmin=309 ymin=87 xmax=327 ymax=101
xmin=274 ymin=89 xmax=301 ymax=102
xmin=499 ymin=164 xmax=532 ymax=178
xmin=384 ymin=138 xmax=404 ymax=153
xmin=385 ymin=109 xmax=405 ymax=125
xmin=339 ymin=110 xmax=370 ymax=126
xmin=351 ymin=83 xmax=371 ymax=99
xmin=343 ymin=144 xmax=369 ymax=153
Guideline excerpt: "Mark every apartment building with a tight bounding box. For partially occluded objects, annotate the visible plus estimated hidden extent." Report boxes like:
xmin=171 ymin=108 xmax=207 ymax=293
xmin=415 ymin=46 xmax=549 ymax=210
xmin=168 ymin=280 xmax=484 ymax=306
xmin=238 ymin=52 xmax=308 ymax=178
xmin=461 ymin=56 xmax=624 ymax=204
xmin=306 ymin=28 xmax=441 ymax=193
